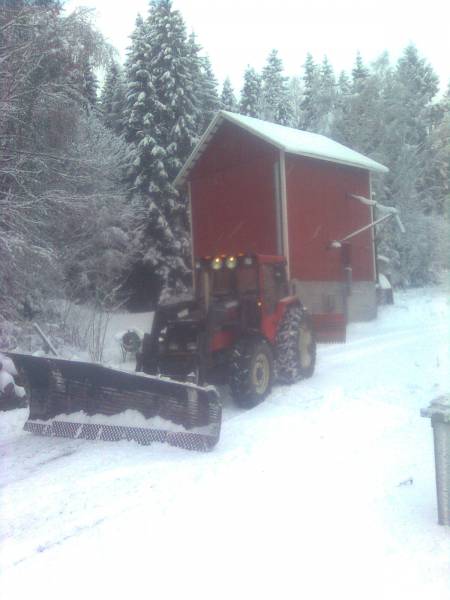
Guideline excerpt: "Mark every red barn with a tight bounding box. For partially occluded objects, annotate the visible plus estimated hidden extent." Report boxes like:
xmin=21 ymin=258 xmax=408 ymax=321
xmin=174 ymin=111 xmax=388 ymax=326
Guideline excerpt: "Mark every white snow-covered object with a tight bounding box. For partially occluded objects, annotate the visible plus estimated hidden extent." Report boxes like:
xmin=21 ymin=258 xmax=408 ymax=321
xmin=378 ymin=273 xmax=392 ymax=290
xmin=421 ymin=395 xmax=450 ymax=526
xmin=0 ymin=353 xmax=18 ymax=377
xmin=174 ymin=110 xmax=388 ymax=186
xmin=0 ymin=369 xmax=15 ymax=394
xmin=0 ymin=354 xmax=26 ymax=400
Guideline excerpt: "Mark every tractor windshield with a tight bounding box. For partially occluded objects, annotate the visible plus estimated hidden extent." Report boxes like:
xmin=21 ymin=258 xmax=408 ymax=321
xmin=212 ymin=268 xmax=233 ymax=295
xmin=236 ymin=266 xmax=258 ymax=295
xmin=195 ymin=259 xmax=259 ymax=303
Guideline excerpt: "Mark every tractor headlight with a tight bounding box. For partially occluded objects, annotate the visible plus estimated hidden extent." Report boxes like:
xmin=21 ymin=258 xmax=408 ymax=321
xmin=226 ymin=256 xmax=237 ymax=269
xmin=168 ymin=342 xmax=180 ymax=351
xmin=211 ymin=256 xmax=223 ymax=270
xmin=187 ymin=342 xmax=198 ymax=351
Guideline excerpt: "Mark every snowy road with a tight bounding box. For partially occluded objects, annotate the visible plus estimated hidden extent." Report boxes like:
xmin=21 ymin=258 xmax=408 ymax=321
xmin=1 ymin=287 xmax=449 ymax=600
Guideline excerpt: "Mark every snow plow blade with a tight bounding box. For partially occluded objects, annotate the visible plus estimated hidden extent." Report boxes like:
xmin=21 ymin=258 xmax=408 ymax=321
xmin=7 ymin=353 xmax=221 ymax=452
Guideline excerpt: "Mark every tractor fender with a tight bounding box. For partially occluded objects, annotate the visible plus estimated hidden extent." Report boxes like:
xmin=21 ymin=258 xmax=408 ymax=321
xmin=261 ymin=296 xmax=304 ymax=344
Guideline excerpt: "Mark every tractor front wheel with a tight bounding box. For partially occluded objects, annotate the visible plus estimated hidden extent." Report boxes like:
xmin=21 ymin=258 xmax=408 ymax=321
xmin=229 ymin=337 xmax=274 ymax=408
xmin=275 ymin=305 xmax=316 ymax=383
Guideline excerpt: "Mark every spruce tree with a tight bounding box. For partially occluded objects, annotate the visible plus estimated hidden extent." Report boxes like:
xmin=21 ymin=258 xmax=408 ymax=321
xmin=239 ymin=66 xmax=262 ymax=118
xmin=288 ymin=75 xmax=303 ymax=129
xmin=187 ymin=33 xmax=219 ymax=133
xmin=199 ymin=55 xmax=220 ymax=128
xmin=300 ymin=53 xmax=320 ymax=131
xmin=123 ymin=13 xmax=179 ymax=300
xmin=352 ymin=51 xmax=369 ymax=93
xmin=220 ymin=77 xmax=237 ymax=112
xmin=80 ymin=56 xmax=98 ymax=111
xmin=315 ymin=56 xmax=336 ymax=134
xmin=101 ymin=60 xmax=126 ymax=135
xmin=148 ymin=0 xmax=199 ymax=180
xmin=123 ymin=1 xmax=200 ymax=300
xmin=123 ymin=14 xmax=165 ymax=196
xmin=375 ymin=46 xmax=442 ymax=285
xmin=261 ymin=49 xmax=292 ymax=125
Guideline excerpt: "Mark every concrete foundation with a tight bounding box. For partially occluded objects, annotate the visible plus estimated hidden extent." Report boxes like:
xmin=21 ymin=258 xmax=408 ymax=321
xmin=291 ymin=279 xmax=377 ymax=322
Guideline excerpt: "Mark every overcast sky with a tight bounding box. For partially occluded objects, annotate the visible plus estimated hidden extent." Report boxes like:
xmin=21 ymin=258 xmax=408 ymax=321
xmin=65 ymin=0 xmax=449 ymax=93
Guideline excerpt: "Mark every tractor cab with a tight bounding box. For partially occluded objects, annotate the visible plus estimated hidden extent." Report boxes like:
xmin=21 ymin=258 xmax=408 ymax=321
xmin=195 ymin=254 xmax=289 ymax=324
xmin=139 ymin=253 xmax=315 ymax=406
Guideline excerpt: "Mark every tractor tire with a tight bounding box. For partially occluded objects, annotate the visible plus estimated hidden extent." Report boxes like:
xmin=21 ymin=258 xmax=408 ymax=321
xmin=275 ymin=305 xmax=316 ymax=384
xmin=229 ymin=337 xmax=274 ymax=408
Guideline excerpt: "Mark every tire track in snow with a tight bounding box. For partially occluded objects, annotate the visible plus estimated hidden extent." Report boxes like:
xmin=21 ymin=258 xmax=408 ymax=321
xmin=320 ymin=326 xmax=443 ymax=369
xmin=320 ymin=323 xmax=443 ymax=357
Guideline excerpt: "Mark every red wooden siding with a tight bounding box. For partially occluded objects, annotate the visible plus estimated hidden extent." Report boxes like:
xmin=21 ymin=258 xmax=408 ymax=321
xmin=285 ymin=155 xmax=375 ymax=282
xmin=189 ymin=122 xmax=279 ymax=258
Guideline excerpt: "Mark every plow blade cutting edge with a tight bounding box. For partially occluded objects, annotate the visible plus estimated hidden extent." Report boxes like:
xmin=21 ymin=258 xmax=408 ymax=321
xmin=8 ymin=353 xmax=221 ymax=451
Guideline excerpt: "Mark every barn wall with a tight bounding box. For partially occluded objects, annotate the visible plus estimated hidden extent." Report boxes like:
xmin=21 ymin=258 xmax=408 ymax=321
xmin=189 ymin=122 xmax=279 ymax=258
xmin=285 ymin=154 xmax=374 ymax=281
xmin=285 ymin=155 xmax=377 ymax=321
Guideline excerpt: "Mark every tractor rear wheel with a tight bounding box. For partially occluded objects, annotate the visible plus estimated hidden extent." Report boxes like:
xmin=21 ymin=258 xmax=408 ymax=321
xmin=229 ymin=337 xmax=273 ymax=408
xmin=275 ymin=305 xmax=316 ymax=383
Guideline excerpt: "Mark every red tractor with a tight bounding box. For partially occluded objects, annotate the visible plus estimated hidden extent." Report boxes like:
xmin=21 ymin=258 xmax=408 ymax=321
xmin=138 ymin=253 xmax=316 ymax=407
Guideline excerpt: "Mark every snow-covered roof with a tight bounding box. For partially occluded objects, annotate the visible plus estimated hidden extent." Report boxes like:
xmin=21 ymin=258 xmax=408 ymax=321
xmin=174 ymin=111 xmax=388 ymax=186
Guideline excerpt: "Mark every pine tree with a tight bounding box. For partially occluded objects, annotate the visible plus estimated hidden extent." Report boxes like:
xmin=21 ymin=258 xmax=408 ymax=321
xmin=220 ymin=77 xmax=237 ymax=112
xmin=239 ymin=66 xmax=262 ymax=118
xmin=261 ymin=49 xmax=292 ymax=125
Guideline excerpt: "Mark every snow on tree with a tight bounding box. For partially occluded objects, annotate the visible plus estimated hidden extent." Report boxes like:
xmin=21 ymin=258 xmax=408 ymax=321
xmin=261 ymin=49 xmax=292 ymax=125
xmin=101 ymin=60 xmax=126 ymax=135
xmin=122 ymin=1 xmax=199 ymax=301
xmin=418 ymin=84 xmax=450 ymax=216
xmin=0 ymin=1 xmax=114 ymax=316
xmin=239 ymin=66 xmax=263 ymax=118
xmin=59 ymin=113 xmax=132 ymax=304
xmin=351 ymin=51 xmax=370 ymax=93
xmin=372 ymin=47 xmax=443 ymax=285
xmin=123 ymin=14 xmax=167 ymax=197
xmin=220 ymin=77 xmax=237 ymax=112
xmin=186 ymin=33 xmax=219 ymax=134
xmin=300 ymin=53 xmax=321 ymax=131
xmin=198 ymin=55 xmax=220 ymax=129
xmin=148 ymin=0 xmax=199 ymax=179
xmin=287 ymin=75 xmax=304 ymax=129
xmin=79 ymin=56 xmax=99 ymax=111
xmin=315 ymin=56 xmax=336 ymax=134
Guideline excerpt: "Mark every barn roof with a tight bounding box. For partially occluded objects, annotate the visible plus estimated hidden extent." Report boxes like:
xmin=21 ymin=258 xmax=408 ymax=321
xmin=174 ymin=111 xmax=388 ymax=186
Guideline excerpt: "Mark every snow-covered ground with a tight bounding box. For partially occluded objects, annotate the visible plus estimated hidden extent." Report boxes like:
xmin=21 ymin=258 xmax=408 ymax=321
xmin=0 ymin=287 xmax=449 ymax=600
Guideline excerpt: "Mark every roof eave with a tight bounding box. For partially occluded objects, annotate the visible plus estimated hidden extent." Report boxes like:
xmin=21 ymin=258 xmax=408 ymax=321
xmin=173 ymin=110 xmax=389 ymax=186
xmin=285 ymin=149 xmax=389 ymax=174
xmin=173 ymin=111 xmax=227 ymax=188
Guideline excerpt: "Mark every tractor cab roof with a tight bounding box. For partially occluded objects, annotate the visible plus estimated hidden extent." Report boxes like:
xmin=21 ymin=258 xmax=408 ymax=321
xmin=196 ymin=253 xmax=286 ymax=270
